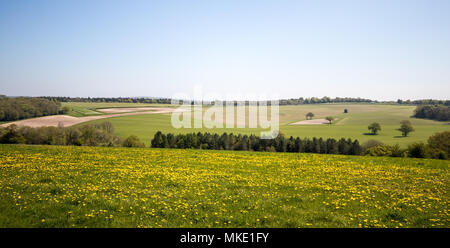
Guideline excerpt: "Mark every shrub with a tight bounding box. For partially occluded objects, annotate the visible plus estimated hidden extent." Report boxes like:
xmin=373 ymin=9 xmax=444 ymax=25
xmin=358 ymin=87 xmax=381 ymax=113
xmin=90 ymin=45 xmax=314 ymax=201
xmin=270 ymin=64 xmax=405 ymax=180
xmin=435 ymin=150 xmax=448 ymax=160
xmin=427 ymin=131 xmax=450 ymax=159
xmin=265 ymin=146 xmax=276 ymax=152
xmin=407 ymin=142 xmax=428 ymax=158
xmin=362 ymin=140 xmax=384 ymax=153
xmin=390 ymin=144 xmax=406 ymax=157
xmin=306 ymin=112 xmax=314 ymax=120
xmin=365 ymin=144 xmax=406 ymax=157
xmin=59 ymin=106 xmax=70 ymax=114
xmin=123 ymin=135 xmax=145 ymax=148
xmin=65 ymin=128 xmax=82 ymax=146
xmin=0 ymin=125 xmax=26 ymax=144
xmin=365 ymin=145 xmax=393 ymax=157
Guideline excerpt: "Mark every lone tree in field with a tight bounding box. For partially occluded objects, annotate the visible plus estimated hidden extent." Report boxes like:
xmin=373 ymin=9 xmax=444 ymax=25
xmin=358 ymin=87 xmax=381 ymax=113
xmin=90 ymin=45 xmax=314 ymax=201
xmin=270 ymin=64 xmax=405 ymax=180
xmin=398 ymin=120 xmax=414 ymax=137
xmin=325 ymin=116 xmax=335 ymax=124
xmin=306 ymin=112 xmax=314 ymax=120
xmin=368 ymin=122 xmax=381 ymax=135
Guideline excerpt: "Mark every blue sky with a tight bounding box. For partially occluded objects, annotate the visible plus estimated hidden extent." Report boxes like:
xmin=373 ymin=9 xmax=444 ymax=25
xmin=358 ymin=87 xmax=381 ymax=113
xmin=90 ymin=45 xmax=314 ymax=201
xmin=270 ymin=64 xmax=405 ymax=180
xmin=0 ymin=0 xmax=449 ymax=100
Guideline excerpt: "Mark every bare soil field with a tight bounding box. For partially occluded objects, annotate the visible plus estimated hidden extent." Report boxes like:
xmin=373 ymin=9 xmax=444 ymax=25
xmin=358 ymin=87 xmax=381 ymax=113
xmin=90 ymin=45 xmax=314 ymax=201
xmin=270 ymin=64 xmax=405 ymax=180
xmin=290 ymin=118 xmax=336 ymax=125
xmin=97 ymin=107 xmax=174 ymax=113
xmin=0 ymin=107 xmax=184 ymax=128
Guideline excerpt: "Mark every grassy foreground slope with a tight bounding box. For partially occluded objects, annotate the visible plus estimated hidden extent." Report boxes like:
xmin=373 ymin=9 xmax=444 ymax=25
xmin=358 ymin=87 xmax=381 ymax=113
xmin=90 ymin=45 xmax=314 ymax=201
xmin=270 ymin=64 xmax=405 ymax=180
xmin=0 ymin=144 xmax=448 ymax=228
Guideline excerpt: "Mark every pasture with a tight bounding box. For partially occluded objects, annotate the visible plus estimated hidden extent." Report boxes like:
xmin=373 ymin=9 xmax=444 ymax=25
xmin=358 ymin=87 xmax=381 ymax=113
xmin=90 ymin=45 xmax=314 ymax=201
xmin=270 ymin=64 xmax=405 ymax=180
xmin=0 ymin=144 xmax=448 ymax=228
xmin=66 ymin=102 xmax=449 ymax=147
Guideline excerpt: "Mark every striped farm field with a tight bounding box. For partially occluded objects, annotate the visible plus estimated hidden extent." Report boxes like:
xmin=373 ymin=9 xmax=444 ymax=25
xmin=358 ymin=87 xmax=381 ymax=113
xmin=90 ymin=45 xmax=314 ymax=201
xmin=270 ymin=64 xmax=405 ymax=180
xmin=0 ymin=144 xmax=448 ymax=228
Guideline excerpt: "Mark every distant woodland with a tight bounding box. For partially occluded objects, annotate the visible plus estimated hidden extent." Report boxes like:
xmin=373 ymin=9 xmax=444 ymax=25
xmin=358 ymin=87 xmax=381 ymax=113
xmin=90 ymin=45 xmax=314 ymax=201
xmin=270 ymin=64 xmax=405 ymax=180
xmin=413 ymin=105 xmax=450 ymax=121
xmin=40 ymin=96 xmax=450 ymax=106
xmin=0 ymin=97 xmax=64 ymax=121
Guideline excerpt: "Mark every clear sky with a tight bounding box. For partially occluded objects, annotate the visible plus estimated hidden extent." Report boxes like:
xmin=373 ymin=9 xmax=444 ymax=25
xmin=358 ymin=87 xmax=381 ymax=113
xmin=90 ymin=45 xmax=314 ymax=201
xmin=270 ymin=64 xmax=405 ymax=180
xmin=1 ymin=0 xmax=449 ymax=100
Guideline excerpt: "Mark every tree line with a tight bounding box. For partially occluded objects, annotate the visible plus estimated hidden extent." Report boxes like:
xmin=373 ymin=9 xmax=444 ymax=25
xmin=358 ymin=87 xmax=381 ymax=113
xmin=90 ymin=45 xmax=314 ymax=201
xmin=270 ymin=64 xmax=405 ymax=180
xmin=413 ymin=105 xmax=450 ymax=121
xmin=0 ymin=97 xmax=66 ymax=121
xmin=362 ymin=131 xmax=450 ymax=160
xmin=151 ymin=131 xmax=449 ymax=159
xmin=40 ymin=96 xmax=376 ymax=105
xmin=4 ymin=94 xmax=449 ymax=106
xmin=397 ymin=99 xmax=450 ymax=106
xmin=0 ymin=122 xmax=123 ymax=147
xmin=278 ymin=97 xmax=375 ymax=105
xmin=40 ymin=95 xmax=450 ymax=105
xmin=151 ymin=131 xmax=362 ymax=155
xmin=40 ymin=96 xmax=450 ymax=107
xmin=41 ymin=96 xmax=173 ymax=104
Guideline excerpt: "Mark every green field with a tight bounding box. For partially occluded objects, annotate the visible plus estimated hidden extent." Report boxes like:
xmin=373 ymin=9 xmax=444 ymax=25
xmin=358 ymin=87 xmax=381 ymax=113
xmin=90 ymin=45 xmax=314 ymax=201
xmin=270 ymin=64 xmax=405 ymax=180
xmin=0 ymin=144 xmax=448 ymax=228
xmin=67 ymin=102 xmax=450 ymax=147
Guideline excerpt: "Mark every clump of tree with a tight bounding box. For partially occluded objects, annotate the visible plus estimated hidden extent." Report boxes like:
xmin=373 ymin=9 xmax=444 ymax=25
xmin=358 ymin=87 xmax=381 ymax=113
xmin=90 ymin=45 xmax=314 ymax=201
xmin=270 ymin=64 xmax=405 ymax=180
xmin=413 ymin=105 xmax=450 ymax=121
xmin=398 ymin=120 xmax=414 ymax=137
xmin=0 ymin=97 xmax=66 ymax=121
xmin=368 ymin=122 xmax=381 ymax=135
xmin=0 ymin=122 xmax=124 ymax=147
xmin=306 ymin=112 xmax=314 ymax=120
xmin=151 ymin=131 xmax=362 ymax=155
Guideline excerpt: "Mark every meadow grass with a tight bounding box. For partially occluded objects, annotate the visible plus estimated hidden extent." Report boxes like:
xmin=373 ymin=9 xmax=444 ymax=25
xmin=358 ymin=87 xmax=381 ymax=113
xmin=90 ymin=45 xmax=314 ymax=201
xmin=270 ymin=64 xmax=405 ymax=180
xmin=0 ymin=144 xmax=448 ymax=228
